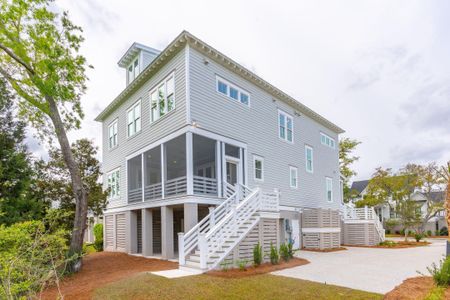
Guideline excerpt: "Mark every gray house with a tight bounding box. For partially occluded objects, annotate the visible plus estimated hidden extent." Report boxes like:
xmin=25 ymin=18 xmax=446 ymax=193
xmin=96 ymin=31 xmax=346 ymax=271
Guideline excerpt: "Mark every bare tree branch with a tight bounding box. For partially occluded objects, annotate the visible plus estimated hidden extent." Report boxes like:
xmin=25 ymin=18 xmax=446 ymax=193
xmin=0 ymin=42 xmax=35 ymax=75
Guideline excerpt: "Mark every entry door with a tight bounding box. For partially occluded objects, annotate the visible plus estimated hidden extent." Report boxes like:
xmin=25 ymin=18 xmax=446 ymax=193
xmin=226 ymin=161 xmax=238 ymax=185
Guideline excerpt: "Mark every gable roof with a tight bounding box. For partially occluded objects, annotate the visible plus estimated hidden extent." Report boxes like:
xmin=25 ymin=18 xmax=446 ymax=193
xmin=117 ymin=42 xmax=161 ymax=68
xmin=350 ymin=180 xmax=369 ymax=195
xmin=95 ymin=31 xmax=345 ymax=134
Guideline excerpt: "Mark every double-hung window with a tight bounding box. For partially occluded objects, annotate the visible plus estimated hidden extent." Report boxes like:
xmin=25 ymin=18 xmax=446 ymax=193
xmin=305 ymin=145 xmax=313 ymax=173
xmin=128 ymin=57 xmax=140 ymax=84
xmin=108 ymin=119 xmax=118 ymax=149
xmin=279 ymin=110 xmax=293 ymax=143
xmin=150 ymin=73 xmax=175 ymax=122
xmin=107 ymin=169 xmax=120 ymax=199
xmin=216 ymin=75 xmax=250 ymax=106
xmin=320 ymin=132 xmax=335 ymax=149
xmin=326 ymin=177 xmax=333 ymax=202
xmin=289 ymin=166 xmax=298 ymax=189
xmin=127 ymin=100 xmax=141 ymax=137
xmin=253 ymin=155 xmax=264 ymax=181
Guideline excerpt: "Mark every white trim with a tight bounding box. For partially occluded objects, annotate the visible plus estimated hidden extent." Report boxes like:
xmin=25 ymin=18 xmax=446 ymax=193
xmin=149 ymin=71 xmax=176 ymax=124
xmin=215 ymin=74 xmax=251 ymax=107
xmin=302 ymin=228 xmax=341 ymax=233
xmin=186 ymin=131 xmax=193 ymax=194
xmin=190 ymin=126 xmax=247 ymax=149
xmin=305 ymin=145 xmax=313 ymax=173
xmin=289 ymin=166 xmax=298 ymax=189
xmin=126 ymin=99 xmax=142 ymax=138
xmin=161 ymin=144 xmax=166 ymax=199
xmin=253 ymin=155 xmax=264 ymax=182
xmin=326 ymin=177 xmax=333 ymax=202
xmin=243 ymin=148 xmax=248 ymax=185
xmin=185 ymin=45 xmax=191 ymax=124
xmin=215 ymin=140 xmax=222 ymax=197
xmin=107 ymin=167 xmax=121 ymax=200
xmin=221 ymin=142 xmax=226 ymax=196
xmin=278 ymin=109 xmax=294 ymax=144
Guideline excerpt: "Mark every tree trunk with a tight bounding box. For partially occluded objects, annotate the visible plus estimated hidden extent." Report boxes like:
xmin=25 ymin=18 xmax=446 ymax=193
xmin=47 ymin=96 xmax=88 ymax=272
xmin=446 ymin=182 xmax=450 ymax=240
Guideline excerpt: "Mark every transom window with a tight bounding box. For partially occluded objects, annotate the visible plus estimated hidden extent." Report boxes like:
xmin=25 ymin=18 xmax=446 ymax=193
xmin=216 ymin=75 xmax=250 ymax=106
xmin=108 ymin=119 xmax=118 ymax=149
xmin=127 ymin=100 xmax=141 ymax=137
xmin=150 ymin=73 xmax=175 ymax=123
xmin=289 ymin=166 xmax=298 ymax=189
xmin=326 ymin=177 xmax=333 ymax=202
xmin=107 ymin=169 xmax=120 ymax=199
xmin=278 ymin=110 xmax=293 ymax=143
xmin=253 ymin=155 xmax=264 ymax=181
xmin=320 ymin=132 xmax=335 ymax=149
xmin=305 ymin=145 xmax=313 ymax=173
xmin=128 ymin=57 xmax=140 ymax=84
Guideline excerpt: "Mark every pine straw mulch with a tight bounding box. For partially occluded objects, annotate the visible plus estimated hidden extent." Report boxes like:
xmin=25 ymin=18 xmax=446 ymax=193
xmin=384 ymin=276 xmax=450 ymax=300
xmin=343 ymin=241 xmax=430 ymax=249
xmin=206 ymin=257 xmax=309 ymax=278
xmin=301 ymin=247 xmax=347 ymax=252
xmin=39 ymin=252 xmax=178 ymax=300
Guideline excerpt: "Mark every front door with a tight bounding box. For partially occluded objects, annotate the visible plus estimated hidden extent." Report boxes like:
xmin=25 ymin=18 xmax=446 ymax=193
xmin=226 ymin=161 xmax=238 ymax=185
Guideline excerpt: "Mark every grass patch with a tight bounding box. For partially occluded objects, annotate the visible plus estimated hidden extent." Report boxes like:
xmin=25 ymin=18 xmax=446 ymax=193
xmin=424 ymin=286 xmax=446 ymax=300
xmin=93 ymin=273 xmax=382 ymax=300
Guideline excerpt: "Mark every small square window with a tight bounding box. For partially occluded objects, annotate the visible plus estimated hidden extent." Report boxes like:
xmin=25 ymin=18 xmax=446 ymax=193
xmin=240 ymin=93 xmax=249 ymax=105
xmin=218 ymin=81 xmax=228 ymax=95
xmin=230 ymin=87 xmax=239 ymax=100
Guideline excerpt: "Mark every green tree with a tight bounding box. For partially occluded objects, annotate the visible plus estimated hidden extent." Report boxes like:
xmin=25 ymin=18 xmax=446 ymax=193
xmin=435 ymin=162 xmax=450 ymax=239
xmin=0 ymin=78 xmax=48 ymax=225
xmin=339 ymin=137 xmax=361 ymax=202
xmin=0 ymin=0 xmax=91 ymax=268
xmin=36 ymin=139 xmax=108 ymax=233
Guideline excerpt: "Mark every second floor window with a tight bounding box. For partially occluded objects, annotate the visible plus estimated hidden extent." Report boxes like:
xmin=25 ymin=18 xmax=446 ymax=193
xmin=326 ymin=177 xmax=333 ymax=202
xmin=290 ymin=166 xmax=298 ymax=188
xmin=279 ymin=110 xmax=293 ymax=143
xmin=150 ymin=73 xmax=175 ymax=122
xmin=253 ymin=155 xmax=264 ymax=181
xmin=108 ymin=119 xmax=118 ymax=149
xmin=127 ymin=100 xmax=141 ymax=137
xmin=305 ymin=145 xmax=313 ymax=173
xmin=321 ymin=132 xmax=335 ymax=149
xmin=107 ymin=169 xmax=120 ymax=199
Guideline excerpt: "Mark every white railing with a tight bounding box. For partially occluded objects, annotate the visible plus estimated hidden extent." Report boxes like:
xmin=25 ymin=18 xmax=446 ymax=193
xmin=261 ymin=190 xmax=279 ymax=211
xmin=223 ymin=182 xmax=236 ymax=198
xmin=343 ymin=205 xmax=385 ymax=242
xmin=201 ymin=187 xmax=261 ymax=269
xmin=144 ymin=183 xmax=162 ymax=200
xmin=372 ymin=207 xmax=386 ymax=241
xmin=128 ymin=188 xmax=142 ymax=203
xmin=165 ymin=176 xmax=187 ymax=196
xmin=193 ymin=176 xmax=217 ymax=195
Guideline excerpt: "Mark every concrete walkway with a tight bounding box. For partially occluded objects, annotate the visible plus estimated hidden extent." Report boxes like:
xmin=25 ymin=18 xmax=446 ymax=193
xmin=272 ymin=239 xmax=446 ymax=294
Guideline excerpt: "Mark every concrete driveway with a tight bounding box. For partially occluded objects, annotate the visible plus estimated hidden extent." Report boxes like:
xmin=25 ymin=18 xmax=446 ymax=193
xmin=272 ymin=239 xmax=446 ymax=294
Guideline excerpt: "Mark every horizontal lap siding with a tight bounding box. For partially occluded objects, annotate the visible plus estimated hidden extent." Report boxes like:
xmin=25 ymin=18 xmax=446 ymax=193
xmin=189 ymin=47 xmax=340 ymax=210
xmin=102 ymin=48 xmax=187 ymax=209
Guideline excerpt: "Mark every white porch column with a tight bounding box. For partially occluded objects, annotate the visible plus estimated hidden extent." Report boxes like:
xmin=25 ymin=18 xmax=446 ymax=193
xmin=221 ymin=142 xmax=226 ymax=197
xmin=141 ymin=154 xmax=145 ymax=202
xmin=186 ymin=132 xmax=193 ymax=195
xmin=243 ymin=148 xmax=248 ymax=186
xmin=161 ymin=144 xmax=166 ymax=199
xmin=161 ymin=206 xmax=174 ymax=259
xmin=127 ymin=210 xmax=138 ymax=254
xmin=215 ymin=140 xmax=222 ymax=197
xmin=142 ymin=208 xmax=153 ymax=256
xmin=184 ymin=203 xmax=198 ymax=233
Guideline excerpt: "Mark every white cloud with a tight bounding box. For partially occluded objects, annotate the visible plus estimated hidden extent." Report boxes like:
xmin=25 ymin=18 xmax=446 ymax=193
xmin=41 ymin=0 xmax=450 ymax=180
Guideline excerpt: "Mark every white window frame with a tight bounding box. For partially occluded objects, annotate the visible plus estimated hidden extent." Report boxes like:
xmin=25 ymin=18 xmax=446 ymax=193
xmin=108 ymin=119 xmax=118 ymax=149
xmin=320 ymin=132 xmax=335 ymax=149
xmin=289 ymin=166 xmax=298 ymax=189
xmin=305 ymin=145 xmax=313 ymax=173
xmin=127 ymin=99 xmax=141 ymax=138
xmin=326 ymin=177 xmax=333 ymax=202
xmin=107 ymin=168 xmax=120 ymax=199
xmin=149 ymin=72 xmax=175 ymax=123
xmin=127 ymin=57 xmax=140 ymax=84
xmin=253 ymin=155 xmax=264 ymax=182
xmin=278 ymin=110 xmax=294 ymax=143
xmin=215 ymin=75 xmax=250 ymax=107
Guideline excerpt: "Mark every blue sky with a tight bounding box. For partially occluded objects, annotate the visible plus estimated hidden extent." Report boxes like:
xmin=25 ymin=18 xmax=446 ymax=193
xmin=29 ymin=0 xmax=450 ymax=181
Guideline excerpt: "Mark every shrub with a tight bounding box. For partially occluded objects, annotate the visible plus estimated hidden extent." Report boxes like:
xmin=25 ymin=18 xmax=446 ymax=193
xmin=379 ymin=240 xmax=397 ymax=247
xmin=253 ymin=242 xmax=263 ymax=266
xmin=269 ymin=243 xmax=279 ymax=265
xmin=0 ymin=221 xmax=72 ymax=299
xmin=427 ymin=230 xmax=432 ymax=237
xmin=427 ymin=257 xmax=450 ymax=287
xmin=385 ymin=229 xmax=391 ymax=234
xmin=395 ymin=230 xmax=400 ymax=235
xmin=439 ymin=227 xmax=448 ymax=236
xmin=414 ymin=232 xmax=424 ymax=242
xmin=279 ymin=243 xmax=290 ymax=262
xmin=93 ymin=223 xmax=103 ymax=251
xmin=287 ymin=241 xmax=294 ymax=259
xmin=237 ymin=260 xmax=248 ymax=271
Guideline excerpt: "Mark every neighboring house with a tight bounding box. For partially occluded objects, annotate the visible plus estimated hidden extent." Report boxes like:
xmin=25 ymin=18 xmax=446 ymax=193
xmin=95 ymin=31 xmax=346 ymax=271
xmin=349 ymin=180 xmax=446 ymax=234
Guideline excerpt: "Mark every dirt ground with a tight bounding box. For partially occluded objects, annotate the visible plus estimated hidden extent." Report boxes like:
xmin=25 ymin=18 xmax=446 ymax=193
xmin=383 ymin=276 xmax=450 ymax=300
xmin=39 ymin=252 xmax=178 ymax=300
xmin=343 ymin=241 xmax=430 ymax=249
xmin=206 ymin=257 xmax=309 ymax=278
xmin=301 ymin=247 xmax=347 ymax=253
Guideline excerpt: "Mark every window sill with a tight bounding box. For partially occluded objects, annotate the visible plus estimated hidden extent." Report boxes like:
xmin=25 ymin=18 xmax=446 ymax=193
xmin=279 ymin=137 xmax=294 ymax=145
xmin=150 ymin=108 xmax=177 ymax=127
xmin=127 ymin=130 xmax=142 ymax=141
xmin=216 ymin=91 xmax=251 ymax=108
xmin=108 ymin=145 xmax=119 ymax=152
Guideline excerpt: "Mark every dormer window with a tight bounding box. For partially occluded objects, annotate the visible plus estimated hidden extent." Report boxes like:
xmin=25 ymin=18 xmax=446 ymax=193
xmin=128 ymin=57 xmax=140 ymax=84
